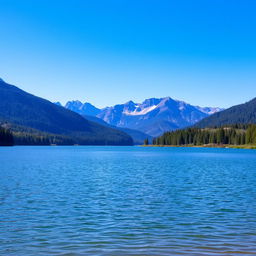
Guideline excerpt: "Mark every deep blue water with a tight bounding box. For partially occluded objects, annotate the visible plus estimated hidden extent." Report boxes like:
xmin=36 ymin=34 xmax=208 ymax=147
xmin=0 ymin=146 xmax=256 ymax=255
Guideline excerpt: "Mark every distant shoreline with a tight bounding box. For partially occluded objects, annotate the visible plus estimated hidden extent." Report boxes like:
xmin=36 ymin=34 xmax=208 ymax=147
xmin=141 ymin=144 xmax=256 ymax=149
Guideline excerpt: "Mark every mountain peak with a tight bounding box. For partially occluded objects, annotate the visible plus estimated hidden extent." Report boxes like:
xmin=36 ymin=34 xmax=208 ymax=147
xmin=65 ymin=100 xmax=83 ymax=109
xmin=68 ymin=100 xmax=83 ymax=104
xmin=64 ymin=100 xmax=100 ymax=116
xmin=54 ymin=101 xmax=62 ymax=107
xmin=124 ymin=100 xmax=136 ymax=106
xmin=142 ymin=98 xmax=161 ymax=106
xmin=195 ymin=106 xmax=225 ymax=115
xmin=64 ymin=96 xmax=223 ymax=137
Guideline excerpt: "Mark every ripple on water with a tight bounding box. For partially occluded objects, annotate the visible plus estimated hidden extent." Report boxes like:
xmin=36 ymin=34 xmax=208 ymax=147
xmin=0 ymin=146 xmax=256 ymax=255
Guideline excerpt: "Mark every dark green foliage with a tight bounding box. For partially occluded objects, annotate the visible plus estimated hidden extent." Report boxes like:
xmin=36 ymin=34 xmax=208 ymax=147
xmin=246 ymin=125 xmax=256 ymax=144
xmin=144 ymin=138 xmax=149 ymax=145
xmin=195 ymin=98 xmax=256 ymax=128
xmin=0 ymin=79 xmax=133 ymax=145
xmin=154 ymin=126 xmax=251 ymax=146
xmin=0 ymin=127 xmax=14 ymax=146
xmin=13 ymin=130 xmax=74 ymax=145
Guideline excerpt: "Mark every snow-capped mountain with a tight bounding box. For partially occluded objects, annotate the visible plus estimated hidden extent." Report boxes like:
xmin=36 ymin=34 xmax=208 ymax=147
xmin=195 ymin=106 xmax=224 ymax=115
xmin=61 ymin=98 xmax=223 ymax=137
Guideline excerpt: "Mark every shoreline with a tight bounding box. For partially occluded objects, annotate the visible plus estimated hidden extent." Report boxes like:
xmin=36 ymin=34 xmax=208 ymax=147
xmin=141 ymin=144 xmax=256 ymax=149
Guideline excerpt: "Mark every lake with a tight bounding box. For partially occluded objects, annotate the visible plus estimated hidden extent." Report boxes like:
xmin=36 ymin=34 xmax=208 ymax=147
xmin=1 ymin=146 xmax=256 ymax=255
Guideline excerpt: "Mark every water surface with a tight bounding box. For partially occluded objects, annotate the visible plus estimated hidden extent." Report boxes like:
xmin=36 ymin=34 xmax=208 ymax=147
xmin=1 ymin=146 xmax=256 ymax=255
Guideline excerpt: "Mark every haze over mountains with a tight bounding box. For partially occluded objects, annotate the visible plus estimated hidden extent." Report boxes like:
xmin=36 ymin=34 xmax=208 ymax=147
xmin=61 ymin=98 xmax=223 ymax=137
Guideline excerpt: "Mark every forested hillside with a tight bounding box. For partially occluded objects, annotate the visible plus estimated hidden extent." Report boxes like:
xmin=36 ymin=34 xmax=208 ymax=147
xmin=154 ymin=124 xmax=256 ymax=146
xmin=0 ymin=79 xmax=133 ymax=145
xmin=195 ymin=98 xmax=256 ymax=128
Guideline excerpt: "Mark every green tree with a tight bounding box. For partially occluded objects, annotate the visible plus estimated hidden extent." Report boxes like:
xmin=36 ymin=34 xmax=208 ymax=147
xmin=0 ymin=127 xmax=14 ymax=146
xmin=144 ymin=138 xmax=149 ymax=145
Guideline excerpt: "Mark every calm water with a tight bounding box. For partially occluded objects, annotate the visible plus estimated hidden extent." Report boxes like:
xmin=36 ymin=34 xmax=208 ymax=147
xmin=1 ymin=146 xmax=256 ymax=256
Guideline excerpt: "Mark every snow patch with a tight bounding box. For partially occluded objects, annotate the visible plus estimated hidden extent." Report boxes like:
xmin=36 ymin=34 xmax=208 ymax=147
xmin=123 ymin=105 xmax=157 ymax=116
xmin=178 ymin=102 xmax=186 ymax=111
xmin=196 ymin=106 xmax=224 ymax=115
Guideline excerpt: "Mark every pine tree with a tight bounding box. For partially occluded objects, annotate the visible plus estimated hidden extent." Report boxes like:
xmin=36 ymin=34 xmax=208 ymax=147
xmin=144 ymin=138 xmax=149 ymax=145
xmin=0 ymin=127 xmax=14 ymax=146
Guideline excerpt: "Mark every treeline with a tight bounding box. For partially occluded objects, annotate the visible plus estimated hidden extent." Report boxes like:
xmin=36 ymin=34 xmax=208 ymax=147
xmin=153 ymin=125 xmax=256 ymax=146
xmin=0 ymin=124 xmax=75 ymax=146
xmin=1 ymin=127 xmax=131 ymax=146
xmin=246 ymin=125 xmax=256 ymax=144
xmin=0 ymin=127 xmax=14 ymax=146
xmin=13 ymin=132 xmax=74 ymax=145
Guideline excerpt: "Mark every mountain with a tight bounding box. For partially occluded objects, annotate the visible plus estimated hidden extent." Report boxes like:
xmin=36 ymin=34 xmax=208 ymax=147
xmin=65 ymin=101 xmax=101 ymax=116
xmin=0 ymin=79 xmax=133 ymax=145
xmin=64 ymin=98 xmax=222 ymax=137
xmin=195 ymin=106 xmax=224 ymax=115
xmin=83 ymin=115 xmax=152 ymax=145
xmin=195 ymin=97 xmax=256 ymax=128
xmin=54 ymin=101 xmax=62 ymax=107
xmin=57 ymin=101 xmax=152 ymax=144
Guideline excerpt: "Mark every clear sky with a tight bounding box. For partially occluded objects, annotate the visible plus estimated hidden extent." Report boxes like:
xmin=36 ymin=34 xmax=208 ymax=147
xmin=0 ymin=0 xmax=256 ymax=108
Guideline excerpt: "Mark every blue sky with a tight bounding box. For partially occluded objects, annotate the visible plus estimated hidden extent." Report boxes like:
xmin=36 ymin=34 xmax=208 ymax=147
xmin=0 ymin=0 xmax=256 ymax=108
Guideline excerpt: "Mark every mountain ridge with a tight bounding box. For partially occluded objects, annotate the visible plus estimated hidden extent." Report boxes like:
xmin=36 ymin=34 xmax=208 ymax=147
xmin=83 ymin=115 xmax=152 ymax=145
xmin=62 ymin=97 xmax=223 ymax=137
xmin=0 ymin=79 xmax=133 ymax=145
xmin=195 ymin=97 xmax=256 ymax=128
